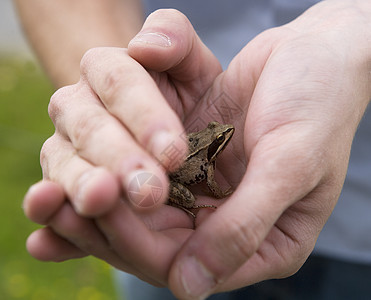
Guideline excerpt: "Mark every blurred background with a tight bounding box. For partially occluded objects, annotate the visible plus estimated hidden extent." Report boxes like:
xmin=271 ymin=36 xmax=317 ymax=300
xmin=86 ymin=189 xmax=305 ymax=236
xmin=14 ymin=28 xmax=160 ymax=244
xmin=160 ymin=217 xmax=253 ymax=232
xmin=0 ymin=1 xmax=117 ymax=299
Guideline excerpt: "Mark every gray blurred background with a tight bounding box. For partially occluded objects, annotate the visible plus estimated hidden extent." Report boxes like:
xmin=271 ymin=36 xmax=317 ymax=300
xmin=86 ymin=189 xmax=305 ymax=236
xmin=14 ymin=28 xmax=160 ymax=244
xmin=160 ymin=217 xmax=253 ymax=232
xmin=0 ymin=0 xmax=32 ymax=56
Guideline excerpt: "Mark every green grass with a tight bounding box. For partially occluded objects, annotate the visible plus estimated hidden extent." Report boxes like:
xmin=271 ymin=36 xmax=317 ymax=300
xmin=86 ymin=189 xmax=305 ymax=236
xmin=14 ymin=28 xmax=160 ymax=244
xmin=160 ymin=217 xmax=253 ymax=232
xmin=0 ymin=56 xmax=117 ymax=300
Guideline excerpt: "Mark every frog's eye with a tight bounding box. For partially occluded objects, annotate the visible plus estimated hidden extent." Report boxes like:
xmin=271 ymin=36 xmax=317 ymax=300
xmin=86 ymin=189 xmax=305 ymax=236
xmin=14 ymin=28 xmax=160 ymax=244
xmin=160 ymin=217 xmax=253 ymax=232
xmin=189 ymin=138 xmax=193 ymax=142
xmin=216 ymin=134 xmax=225 ymax=143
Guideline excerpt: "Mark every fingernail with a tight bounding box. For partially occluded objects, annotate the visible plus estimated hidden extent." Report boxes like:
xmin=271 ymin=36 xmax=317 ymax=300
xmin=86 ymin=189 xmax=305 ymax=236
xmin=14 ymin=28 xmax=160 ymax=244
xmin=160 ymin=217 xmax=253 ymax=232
xmin=125 ymin=169 xmax=165 ymax=208
xmin=179 ymin=256 xmax=216 ymax=299
xmin=129 ymin=32 xmax=172 ymax=47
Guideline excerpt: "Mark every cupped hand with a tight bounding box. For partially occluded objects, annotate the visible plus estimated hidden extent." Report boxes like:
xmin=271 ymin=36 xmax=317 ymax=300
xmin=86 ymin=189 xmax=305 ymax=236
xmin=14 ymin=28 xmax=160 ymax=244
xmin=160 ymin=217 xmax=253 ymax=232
xmin=24 ymin=9 xmax=225 ymax=287
xmin=166 ymin=1 xmax=371 ymax=298
xmin=23 ymin=1 xmax=371 ymax=299
xmin=37 ymin=4 xmax=229 ymax=219
xmin=30 ymin=6 xmax=227 ymax=218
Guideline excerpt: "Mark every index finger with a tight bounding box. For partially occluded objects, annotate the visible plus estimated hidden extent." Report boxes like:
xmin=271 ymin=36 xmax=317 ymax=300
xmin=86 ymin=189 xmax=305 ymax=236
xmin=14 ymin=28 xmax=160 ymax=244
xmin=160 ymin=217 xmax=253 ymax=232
xmin=80 ymin=47 xmax=187 ymax=171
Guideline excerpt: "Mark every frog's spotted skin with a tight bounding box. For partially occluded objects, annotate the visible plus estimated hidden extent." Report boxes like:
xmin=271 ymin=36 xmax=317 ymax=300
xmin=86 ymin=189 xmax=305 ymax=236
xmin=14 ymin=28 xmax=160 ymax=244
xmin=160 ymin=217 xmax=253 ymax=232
xmin=168 ymin=122 xmax=234 ymax=216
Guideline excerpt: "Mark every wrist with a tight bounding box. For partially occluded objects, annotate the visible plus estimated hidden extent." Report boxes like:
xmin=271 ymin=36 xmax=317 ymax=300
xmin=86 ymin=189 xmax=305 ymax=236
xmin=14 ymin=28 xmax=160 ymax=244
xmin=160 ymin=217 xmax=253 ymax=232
xmin=286 ymin=0 xmax=371 ymax=103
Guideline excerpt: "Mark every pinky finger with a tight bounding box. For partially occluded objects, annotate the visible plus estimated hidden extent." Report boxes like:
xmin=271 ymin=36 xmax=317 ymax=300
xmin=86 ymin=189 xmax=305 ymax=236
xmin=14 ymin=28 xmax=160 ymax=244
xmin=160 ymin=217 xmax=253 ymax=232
xmin=26 ymin=227 xmax=87 ymax=262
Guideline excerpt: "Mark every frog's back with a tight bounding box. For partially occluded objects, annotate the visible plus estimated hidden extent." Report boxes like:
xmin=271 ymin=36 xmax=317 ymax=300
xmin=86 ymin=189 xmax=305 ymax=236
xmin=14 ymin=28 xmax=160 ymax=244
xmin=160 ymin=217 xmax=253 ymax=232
xmin=169 ymin=148 xmax=209 ymax=186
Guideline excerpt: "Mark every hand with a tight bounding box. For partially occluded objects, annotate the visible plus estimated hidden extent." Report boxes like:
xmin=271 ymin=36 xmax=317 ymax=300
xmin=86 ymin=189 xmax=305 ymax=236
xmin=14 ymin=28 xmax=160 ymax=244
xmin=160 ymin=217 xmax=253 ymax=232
xmin=24 ymin=9 xmax=225 ymax=286
xmin=24 ymin=180 xmax=194 ymax=286
xmin=24 ymin=1 xmax=371 ymax=298
xmin=165 ymin=1 xmax=371 ymax=298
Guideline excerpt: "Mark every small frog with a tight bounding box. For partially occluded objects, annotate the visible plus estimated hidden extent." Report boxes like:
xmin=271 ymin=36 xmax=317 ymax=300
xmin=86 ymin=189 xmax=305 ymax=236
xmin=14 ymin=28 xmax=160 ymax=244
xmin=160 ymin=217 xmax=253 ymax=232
xmin=168 ymin=122 xmax=234 ymax=217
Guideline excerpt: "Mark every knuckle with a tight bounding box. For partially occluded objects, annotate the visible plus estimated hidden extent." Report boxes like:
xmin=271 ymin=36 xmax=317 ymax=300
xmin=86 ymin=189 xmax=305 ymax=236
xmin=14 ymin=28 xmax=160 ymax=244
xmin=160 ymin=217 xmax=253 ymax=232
xmin=40 ymin=135 xmax=57 ymax=178
xmin=231 ymin=220 xmax=261 ymax=260
xmin=80 ymin=47 xmax=132 ymax=107
xmin=48 ymin=85 xmax=76 ymax=123
xmin=99 ymin=66 xmax=128 ymax=106
xmin=80 ymin=47 xmax=103 ymax=76
xmin=102 ymin=67 xmax=126 ymax=106
xmin=69 ymin=111 xmax=104 ymax=150
xmin=273 ymin=234 xmax=314 ymax=279
xmin=216 ymin=213 xmax=263 ymax=264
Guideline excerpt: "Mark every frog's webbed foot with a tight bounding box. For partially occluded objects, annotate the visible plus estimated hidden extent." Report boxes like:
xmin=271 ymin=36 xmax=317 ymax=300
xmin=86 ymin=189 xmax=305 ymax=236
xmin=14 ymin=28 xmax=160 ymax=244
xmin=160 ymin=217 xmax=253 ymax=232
xmin=221 ymin=187 xmax=233 ymax=197
xmin=168 ymin=202 xmax=217 ymax=221
xmin=168 ymin=203 xmax=217 ymax=229
xmin=192 ymin=204 xmax=217 ymax=210
xmin=167 ymin=202 xmax=197 ymax=218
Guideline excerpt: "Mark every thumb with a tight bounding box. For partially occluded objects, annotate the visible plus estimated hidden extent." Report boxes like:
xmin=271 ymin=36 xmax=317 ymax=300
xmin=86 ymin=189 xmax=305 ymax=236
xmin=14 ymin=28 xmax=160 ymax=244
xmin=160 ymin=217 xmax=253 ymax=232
xmin=168 ymin=142 xmax=326 ymax=299
xmin=128 ymin=9 xmax=222 ymax=88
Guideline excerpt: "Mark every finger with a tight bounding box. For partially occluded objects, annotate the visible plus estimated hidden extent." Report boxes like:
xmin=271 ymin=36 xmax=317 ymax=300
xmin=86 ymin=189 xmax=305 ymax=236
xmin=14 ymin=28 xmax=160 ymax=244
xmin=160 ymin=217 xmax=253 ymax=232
xmin=49 ymin=203 xmax=125 ymax=266
xmin=128 ymin=9 xmax=222 ymax=97
xmin=79 ymin=47 xmax=187 ymax=170
xmin=39 ymin=133 xmax=190 ymax=225
xmin=40 ymin=133 xmax=125 ymax=216
xmin=47 ymin=202 xmax=160 ymax=286
xmin=26 ymin=227 xmax=87 ymax=262
xmin=48 ymin=84 xmax=172 ymax=210
xmin=168 ymin=149 xmax=323 ymax=298
xmin=23 ymin=180 xmax=65 ymax=225
xmin=39 ymin=214 xmax=161 ymax=285
xmin=137 ymin=204 xmax=194 ymax=231
xmin=97 ymin=201 xmax=194 ymax=286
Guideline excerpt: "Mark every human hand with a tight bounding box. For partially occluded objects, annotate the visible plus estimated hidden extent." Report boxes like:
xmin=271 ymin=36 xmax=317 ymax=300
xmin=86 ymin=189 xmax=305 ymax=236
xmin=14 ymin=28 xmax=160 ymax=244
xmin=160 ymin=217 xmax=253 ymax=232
xmin=24 ymin=1 xmax=371 ymax=298
xmin=32 ymin=5 xmax=227 ymax=216
xmin=163 ymin=1 xmax=371 ymax=298
xmin=24 ymin=9 xmax=226 ymax=286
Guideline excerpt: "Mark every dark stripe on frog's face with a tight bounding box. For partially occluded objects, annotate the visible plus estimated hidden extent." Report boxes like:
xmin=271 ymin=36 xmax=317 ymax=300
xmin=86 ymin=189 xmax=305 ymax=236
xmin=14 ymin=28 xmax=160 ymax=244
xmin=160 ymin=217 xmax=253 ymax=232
xmin=207 ymin=127 xmax=234 ymax=161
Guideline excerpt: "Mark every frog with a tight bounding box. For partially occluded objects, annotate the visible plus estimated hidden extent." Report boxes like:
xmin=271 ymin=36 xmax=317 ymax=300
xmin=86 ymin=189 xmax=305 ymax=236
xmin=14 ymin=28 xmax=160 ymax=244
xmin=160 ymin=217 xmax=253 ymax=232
xmin=168 ymin=121 xmax=235 ymax=217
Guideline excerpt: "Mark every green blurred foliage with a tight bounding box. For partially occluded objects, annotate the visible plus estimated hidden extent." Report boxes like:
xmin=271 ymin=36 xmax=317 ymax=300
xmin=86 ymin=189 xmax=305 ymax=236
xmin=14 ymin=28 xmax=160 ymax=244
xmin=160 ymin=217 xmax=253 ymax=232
xmin=0 ymin=56 xmax=117 ymax=300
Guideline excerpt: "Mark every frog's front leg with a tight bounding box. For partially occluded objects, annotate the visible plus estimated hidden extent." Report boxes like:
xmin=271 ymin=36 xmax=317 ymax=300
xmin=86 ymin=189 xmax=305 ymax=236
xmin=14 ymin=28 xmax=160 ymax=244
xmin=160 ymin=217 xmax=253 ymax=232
xmin=206 ymin=163 xmax=232 ymax=198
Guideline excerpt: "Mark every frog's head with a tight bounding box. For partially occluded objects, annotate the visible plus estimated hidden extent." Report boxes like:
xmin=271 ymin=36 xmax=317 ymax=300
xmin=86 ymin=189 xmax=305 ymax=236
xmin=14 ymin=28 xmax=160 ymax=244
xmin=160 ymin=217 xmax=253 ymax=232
xmin=206 ymin=122 xmax=234 ymax=162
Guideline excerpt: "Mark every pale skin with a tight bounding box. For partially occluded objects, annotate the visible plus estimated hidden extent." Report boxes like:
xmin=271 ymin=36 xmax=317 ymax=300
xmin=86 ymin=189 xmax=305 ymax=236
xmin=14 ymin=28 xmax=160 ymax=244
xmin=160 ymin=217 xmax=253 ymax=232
xmin=17 ymin=0 xmax=371 ymax=299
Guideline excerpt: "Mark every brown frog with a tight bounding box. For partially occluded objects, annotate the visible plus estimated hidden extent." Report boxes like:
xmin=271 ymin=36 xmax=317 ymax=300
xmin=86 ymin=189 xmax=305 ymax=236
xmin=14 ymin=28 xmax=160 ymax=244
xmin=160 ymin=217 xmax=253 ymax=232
xmin=168 ymin=122 xmax=234 ymax=217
